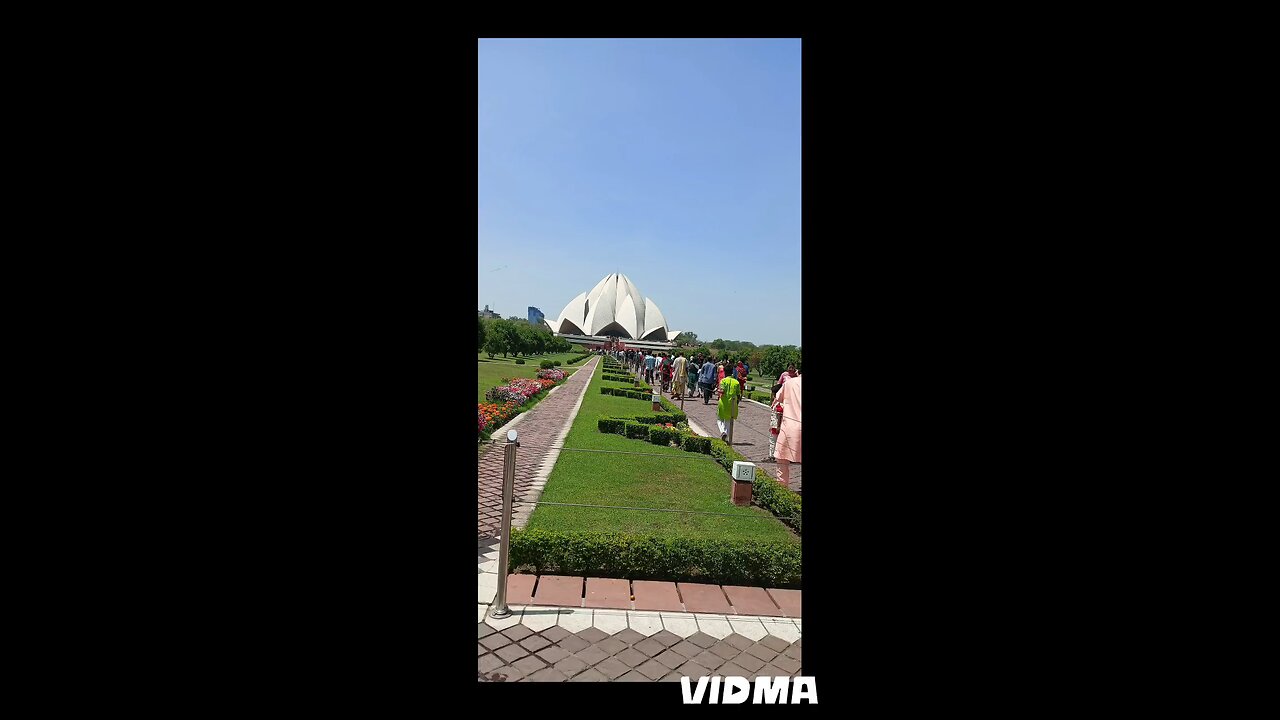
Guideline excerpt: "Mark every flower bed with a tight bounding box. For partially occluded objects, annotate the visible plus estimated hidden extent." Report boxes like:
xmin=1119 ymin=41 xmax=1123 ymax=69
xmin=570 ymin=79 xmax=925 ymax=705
xmin=478 ymin=376 xmax=561 ymax=438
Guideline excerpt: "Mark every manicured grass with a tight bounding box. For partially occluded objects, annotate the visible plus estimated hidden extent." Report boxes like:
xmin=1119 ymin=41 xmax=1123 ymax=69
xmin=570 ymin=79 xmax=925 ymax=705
xmin=527 ymin=361 xmax=797 ymax=543
xmin=477 ymin=351 xmax=582 ymax=401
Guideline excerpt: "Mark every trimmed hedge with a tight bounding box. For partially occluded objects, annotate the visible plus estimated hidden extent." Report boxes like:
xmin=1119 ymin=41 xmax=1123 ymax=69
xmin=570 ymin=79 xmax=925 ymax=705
xmin=600 ymin=387 xmax=652 ymax=400
xmin=554 ymin=360 xmax=562 ymax=366
xmin=750 ymin=391 xmax=770 ymax=403
xmin=648 ymin=425 xmax=680 ymax=446
xmin=515 ymin=358 xmax=526 ymax=364
xmin=540 ymin=359 xmax=555 ymax=369
xmin=509 ymin=529 xmax=801 ymax=587
xmin=566 ymin=353 xmax=592 ymax=365
xmin=682 ymin=434 xmax=712 ymax=454
xmin=707 ymin=438 xmax=802 ymax=534
xmin=625 ymin=421 xmax=649 ymax=440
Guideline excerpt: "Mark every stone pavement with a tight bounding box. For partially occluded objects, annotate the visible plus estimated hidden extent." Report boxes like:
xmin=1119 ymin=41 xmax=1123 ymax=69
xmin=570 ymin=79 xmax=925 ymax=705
xmin=477 ymin=357 xmax=599 ymax=539
xmin=478 ymin=620 xmax=801 ymax=682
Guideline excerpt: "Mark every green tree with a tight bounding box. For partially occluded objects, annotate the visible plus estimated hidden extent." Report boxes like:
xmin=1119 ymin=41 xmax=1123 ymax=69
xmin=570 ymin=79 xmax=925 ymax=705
xmin=514 ymin=322 xmax=538 ymax=357
xmin=477 ymin=316 xmax=487 ymax=353
xmin=486 ymin=318 xmax=517 ymax=358
xmin=760 ymin=345 xmax=801 ymax=380
xmin=677 ymin=331 xmax=698 ymax=346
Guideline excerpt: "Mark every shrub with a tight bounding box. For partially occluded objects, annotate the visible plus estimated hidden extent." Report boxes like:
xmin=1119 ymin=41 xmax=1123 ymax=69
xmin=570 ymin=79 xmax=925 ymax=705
xmin=648 ymin=425 xmax=680 ymax=446
xmin=682 ymin=435 xmax=712 ymax=454
xmin=540 ymin=360 xmax=555 ymax=369
xmin=625 ymin=422 xmax=649 ymax=440
xmin=515 ymin=358 xmax=526 ymax=365
xmin=752 ymin=470 xmax=802 ymax=534
xmin=597 ymin=417 xmax=627 ymax=435
xmin=509 ymin=529 xmax=801 ymax=587
xmin=554 ymin=361 xmax=562 ymax=366
xmin=750 ymin=391 xmax=771 ymax=403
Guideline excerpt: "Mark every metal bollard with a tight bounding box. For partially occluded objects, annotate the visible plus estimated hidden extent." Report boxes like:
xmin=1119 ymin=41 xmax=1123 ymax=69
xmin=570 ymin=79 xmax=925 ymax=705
xmin=489 ymin=430 xmax=518 ymax=619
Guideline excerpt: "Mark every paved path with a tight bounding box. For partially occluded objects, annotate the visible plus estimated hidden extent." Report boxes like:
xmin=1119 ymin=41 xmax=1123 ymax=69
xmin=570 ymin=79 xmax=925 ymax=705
xmin=477 ymin=357 xmax=599 ymax=539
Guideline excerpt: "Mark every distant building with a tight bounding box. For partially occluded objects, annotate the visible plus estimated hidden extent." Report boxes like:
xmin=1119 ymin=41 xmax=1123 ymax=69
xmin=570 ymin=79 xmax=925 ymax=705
xmin=478 ymin=304 xmax=499 ymax=319
xmin=528 ymin=306 xmax=545 ymax=325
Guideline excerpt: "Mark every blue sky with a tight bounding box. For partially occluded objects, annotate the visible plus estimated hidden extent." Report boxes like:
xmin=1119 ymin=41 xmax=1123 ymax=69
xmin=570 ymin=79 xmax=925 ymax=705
xmin=479 ymin=38 xmax=801 ymax=347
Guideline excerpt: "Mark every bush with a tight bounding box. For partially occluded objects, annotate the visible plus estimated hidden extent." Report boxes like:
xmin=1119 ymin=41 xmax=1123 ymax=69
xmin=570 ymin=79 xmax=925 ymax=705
xmin=509 ymin=529 xmax=801 ymax=587
xmin=515 ymin=358 xmax=526 ymax=365
xmin=648 ymin=426 xmax=680 ymax=446
xmin=540 ymin=360 xmax=555 ymax=369
xmin=625 ymin=421 xmax=650 ymax=440
xmin=683 ymin=435 xmax=712 ymax=454
xmin=554 ymin=361 xmax=562 ymax=366
xmin=752 ymin=470 xmax=802 ymax=534
xmin=750 ymin=391 xmax=771 ymax=403
xmin=597 ymin=417 xmax=627 ymax=435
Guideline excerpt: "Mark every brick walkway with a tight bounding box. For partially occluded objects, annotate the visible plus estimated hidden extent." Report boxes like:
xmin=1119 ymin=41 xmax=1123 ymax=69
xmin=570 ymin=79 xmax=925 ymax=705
xmin=477 ymin=357 xmax=599 ymax=539
xmin=479 ymin=622 xmax=801 ymax=682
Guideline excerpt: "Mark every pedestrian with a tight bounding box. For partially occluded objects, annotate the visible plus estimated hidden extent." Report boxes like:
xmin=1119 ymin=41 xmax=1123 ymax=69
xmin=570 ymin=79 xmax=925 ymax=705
xmin=687 ymin=357 xmax=700 ymax=402
xmin=772 ymin=363 xmax=798 ymax=405
xmin=671 ymin=352 xmax=688 ymax=398
xmin=644 ymin=352 xmax=656 ymax=384
xmin=698 ymin=357 xmax=717 ymax=404
xmin=716 ymin=368 xmax=741 ymax=441
xmin=773 ymin=374 xmax=803 ymax=488
xmin=662 ymin=356 xmax=673 ymax=392
xmin=766 ymin=401 xmax=783 ymax=462
xmin=735 ymin=360 xmax=746 ymax=401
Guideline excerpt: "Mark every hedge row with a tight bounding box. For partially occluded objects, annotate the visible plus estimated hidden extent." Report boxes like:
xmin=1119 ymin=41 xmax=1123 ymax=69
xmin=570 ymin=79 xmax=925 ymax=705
xmin=749 ymin=391 xmax=771 ymax=403
xmin=566 ymin=353 xmax=593 ymax=365
xmin=602 ymin=373 xmax=633 ymax=383
xmin=600 ymin=387 xmax=655 ymax=400
xmin=509 ymin=529 xmax=801 ymax=587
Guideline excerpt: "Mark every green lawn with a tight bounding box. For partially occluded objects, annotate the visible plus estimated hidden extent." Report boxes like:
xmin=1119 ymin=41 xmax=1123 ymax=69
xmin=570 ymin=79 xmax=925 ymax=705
xmin=477 ymin=351 xmax=584 ymax=401
xmin=527 ymin=361 xmax=797 ymax=543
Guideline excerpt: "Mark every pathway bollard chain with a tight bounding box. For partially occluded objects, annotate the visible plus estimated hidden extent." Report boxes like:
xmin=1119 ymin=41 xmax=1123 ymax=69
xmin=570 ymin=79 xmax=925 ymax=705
xmin=489 ymin=430 xmax=518 ymax=619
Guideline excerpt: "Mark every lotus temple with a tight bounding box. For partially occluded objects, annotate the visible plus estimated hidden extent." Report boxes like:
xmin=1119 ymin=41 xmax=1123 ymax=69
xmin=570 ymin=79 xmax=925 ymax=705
xmin=543 ymin=273 xmax=682 ymax=351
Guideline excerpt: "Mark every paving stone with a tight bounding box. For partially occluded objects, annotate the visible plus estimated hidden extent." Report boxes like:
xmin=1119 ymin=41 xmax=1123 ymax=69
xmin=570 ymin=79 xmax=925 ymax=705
xmin=533 ymin=575 xmax=583 ymax=607
xmin=761 ymin=619 xmax=802 ymax=643
xmin=573 ymin=645 xmax=609 ymax=666
xmin=478 ymin=644 xmax=488 ymax=657
xmin=595 ymin=657 xmax=630 ymax=680
xmin=634 ymin=638 xmax=666 ymax=657
xmin=696 ymin=616 xmax=734 ymax=639
xmin=615 ymin=647 xmax=649 ymax=668
xmin=556 ymin=608 xmax=592 ymax=632
xmin=654 ymin=650 xmax=686 ymax=669
xmin=678 ymin=661 xmax=713 ymax=678
xmin=687 ymin=631 xmax=718 ymax=649
xmin=535 ymin=646 xmax=570 ymax=664
xmin=520 ymin=607 xmax=559 ymax=632
xmin=660 ymin=672 xmax=684 ymax=682
xmin=584 ymin=577 xmax=632 ymax=609
xmin=719 ymin=661 xmax=751 ymax=677
xmin=636 ymin=659 xmax=669 ymax=680
xmin=592 ymin=611 xmax=628 ymax=634
xmin=677 ymin=583 xmax=733 ymax=613
xmin=728 ymin=618 xmax=768 ymax=640
xmin=504 ymin=574 xmax=536 ymax=604
xmin=540 ymin=625 xmax=571 ymax=643
xmin=478 ymin=623 xmax=497 ymax=639
xmin=569 ymin=668 xmax=607 ymax=682
xmin=723 ymin=585 xmax=784 ymax=616
xmin=732 ymin=653 xmax=766 ymax=672
xmin=485 ymin=665 xmax=525 ymax=682
xmin=502 ymin=625 xmax=534 ymax=642
xmin=554 ymin=656 xmax=588 ymax=677
xmin=512 ymin=655 xmax=547 ymax=675
xmin=557 ymin=635 xmax=589 ymax=653
xmin=526 ymin=668 xmax=569 ymax=682
xmin=766 ymin=588 xmax=801 ymax=618
xmin=495 ymin=644 xmax=529 ymax=663
xmin=613 ymin=628 xmax=646 ymax=645
xmin=595 ymin=637 xmax=628 ymax=656
xmin=650 ymin=629 xmax=682 ymax=647
xmin=710 ymin=642 xmax=741 ymax=660
xmin=632 ymin=580 xmax=685 ymax=612
xmin=660 ymin=615 xmax=699 ymax=638
xmin=520 ymin=635 xmax=551 ymax=653
xmin=691 ymin=650 xmax=725 ymax=670
xmin=783 ymin=643 xmax=802 ymax=660
xmin=627 ymin=612 xmax=663 ymax=636
xmin=755 ymin=664 xmax=785 ymax=679
xmin=745 ymin=644 xmax=779 ymax=662
xmin=772 ymin=654 xmax=802 ymax=674
xmin=479 ymin=634 xmax=512 ymax=651
xmin=723 ymin=633 xmax=754 ymax=650
xmin=478 ymin=654 xmax=505 ymax=673
xmin=669 ymin=640 xmax=701 ymax=658
xmin=759 ymin=635 xmax=791 ymax=653
xmin=576 ymin=626 xmax=608 ymax=643
xmin=617 ymin=670 xmax=650 ymax=681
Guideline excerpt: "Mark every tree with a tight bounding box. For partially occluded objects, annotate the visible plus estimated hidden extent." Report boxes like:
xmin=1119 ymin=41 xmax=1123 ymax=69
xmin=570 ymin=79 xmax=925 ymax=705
xmin=677 ymin=331 xmax=698 ymax=346
xmin=486 ymin=318 xmax=517 ymax=358
xmin=710 ymin=338 xmax=726 ymax=350
xmin=513 ymin=322 xmax=538 ymax=357
xmin=760 ymin=345 xmax=801 ymax=380
xmin=748 ymin=350 xmax=765 ymax=376
xmin=477 ymin=316 xmax=487 ymax=353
